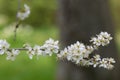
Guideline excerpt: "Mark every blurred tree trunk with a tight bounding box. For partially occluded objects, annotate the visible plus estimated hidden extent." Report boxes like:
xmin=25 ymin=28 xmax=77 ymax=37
xmin=57 ymin=0 xmax=120 ymax=80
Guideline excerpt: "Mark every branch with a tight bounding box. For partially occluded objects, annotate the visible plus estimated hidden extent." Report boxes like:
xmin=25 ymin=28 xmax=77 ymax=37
xmin=14 ymin=2 xmax=30 ymax=41
xmin=0 ymin=32 xmax=115 ymax=70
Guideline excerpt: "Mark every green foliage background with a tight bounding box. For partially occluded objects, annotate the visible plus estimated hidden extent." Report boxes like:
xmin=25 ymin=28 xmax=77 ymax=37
xmin=0 ymin=0 xmax=57 ymax=27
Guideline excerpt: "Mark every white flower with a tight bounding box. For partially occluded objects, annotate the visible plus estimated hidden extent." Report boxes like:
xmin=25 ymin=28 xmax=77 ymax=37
xmin=6 ymin=49 xmax=20 ymax=61
xmin=17 ymin=4 xmax=30 ymax=20
xmin=90 ymin=32 xmax=112 ymax=47
xmin=86 ymin=46 xmax=94 ymax=53
xmin=85 ymin=55 xmax=101 ymax=67
xmin=45 ymin=38 xmax=59 ymax=45
xmin=99 ymin=58 xmax=108 ymax=68
xmin=73 ymin=54 xmax=84 ymax=64
xmin=33 ymin=45 xmax=43 ymax=59
xmin=99 ymin=58 xmax=115 ymax=69
xmin=0 ymin=40 xmax=10 ymax=55
xmin=100 ymin=32 xmax=113 ymax=40
xmin=89 ymin=59 xmax=99 ymax=68
xmin=90 ymin=37 xmax=101 ymax=46
xmin=26 ymin=47 xmax=35 ymax=59
xmin=108 ymin=58 xmax=116 ymax=63
xmin=57 ymin=48 xmax=68 ymax=59
xmin=45 ymin=38 xmax=59 ymax=53
xmin=94 ymin=55 xmax=101 ymax=61
xmin=41 ymin=38 xmax=59 ymax=56
xmin=61 ymin=41 xmax=91 ymax=65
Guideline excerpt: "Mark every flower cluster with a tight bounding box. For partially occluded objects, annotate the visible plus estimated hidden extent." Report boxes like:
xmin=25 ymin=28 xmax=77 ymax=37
xmin=57 ymin=41 xmax=94 ymax=64
xmin=6 ymin=49 xmax=20 ymax=61
xmin=0 ymin=32 xmax=116 ymax=70
xmin=41 ymin=38 xmax=59 ymax=56
xmin=17 ymin=4 xmax=30 ymax=20
xmin=90 ymin=32 xmax=113 ymax=47
xmin=57 ymin=32 xmax=115 ymax=69
xmin=89 ymin=55 xmax=115 ymax=69
xmin=0 ymin=40 xmax=20 ymax=61
xmin=24 ymin=38 xmax=59 ymax=59
xmin=99 ymin=57 xmax=115 ymax=69
xmin=0 ymin=40 xmax=10 ymax=55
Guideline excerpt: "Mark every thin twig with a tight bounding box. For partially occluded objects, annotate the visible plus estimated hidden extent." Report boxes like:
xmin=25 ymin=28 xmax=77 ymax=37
xmin=14 ymin=0 xmax=22 ymax=41
xmin=14 ymin=21 xmax=21 ymax=41
xmin=8 ymin=48 xmax=28 ymax=51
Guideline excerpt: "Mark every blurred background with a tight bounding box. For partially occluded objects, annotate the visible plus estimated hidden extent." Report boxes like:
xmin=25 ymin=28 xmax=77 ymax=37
xmin=0 ymin=0 xmax=120 ymax=80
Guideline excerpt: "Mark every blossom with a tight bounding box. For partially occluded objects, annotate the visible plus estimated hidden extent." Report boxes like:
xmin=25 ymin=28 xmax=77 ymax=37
xmin=57 ymin=41 xmax=94 ymax=65
xmin=33 ymin=45 xmax=43 ymax=59
xmin=94 ymin=55 xmax=101 ymax=61
xmin=86 ymin=46 xmax=94 ymax=53
xmin=100 ymin=32 xmax=113 ymax=41
xmin=27 ymin=47 xmax=35 ymax=59
xmin=90 ymin=32 xmax=112 ymax=47
xmin=0 ymin=40 xmax=10 ymax=55
xmin=6 ymin=49 xmax=20 ymax=61
xmin=99 ymin=58 xmax=115 ymax=69
xmin=17 ymin=4 xmax=30 ymax=20
xmin=89 ymin=55 xmax=101 ymax=67
xmin=41 ymin=38 xmax=59 ymax=56
xmin=67 ymin=42 xmax=86 ymax=64
xmin=108 ymin=58 xmax=116 ymax=63
xmin=57 ymin=48 xmax=68 ymax=59
xmin=23 ymin=44 xmax=35 ymax=59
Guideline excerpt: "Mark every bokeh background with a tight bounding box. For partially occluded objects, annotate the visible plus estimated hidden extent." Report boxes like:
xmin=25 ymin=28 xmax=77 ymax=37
xmin=0 ymin=0 xmax=120 ymax=80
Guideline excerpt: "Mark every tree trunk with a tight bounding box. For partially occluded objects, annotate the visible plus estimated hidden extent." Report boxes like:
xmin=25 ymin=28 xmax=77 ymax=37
xmin=57 ymin=0 xmax=120 ymax=80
